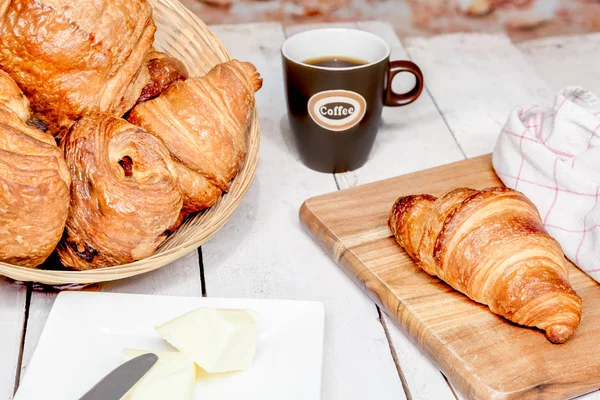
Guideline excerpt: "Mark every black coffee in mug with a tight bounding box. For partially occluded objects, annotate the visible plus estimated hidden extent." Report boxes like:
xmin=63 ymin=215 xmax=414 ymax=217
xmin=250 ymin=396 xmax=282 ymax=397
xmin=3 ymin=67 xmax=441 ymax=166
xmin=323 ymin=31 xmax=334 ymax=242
xmin=282 ymin=28 xmax=424 ymax=173
xmin=304 ymin=56 xmax=368 ymax=68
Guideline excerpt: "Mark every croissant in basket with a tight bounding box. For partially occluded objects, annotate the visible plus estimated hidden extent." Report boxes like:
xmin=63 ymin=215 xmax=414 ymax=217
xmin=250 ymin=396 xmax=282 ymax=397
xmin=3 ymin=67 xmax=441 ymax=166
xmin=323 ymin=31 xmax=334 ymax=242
xmin=389 ymin=187 xmax=582 ymax=344
xmin=128 ymin=59 xmax=262 ymax=214
xmin=58 ymin=113 xmax=183 ymax=270
xmin=0 ymin=70 xmax=70 ymax=268
xmin=0 ymin=0 xmax=156 ymax=137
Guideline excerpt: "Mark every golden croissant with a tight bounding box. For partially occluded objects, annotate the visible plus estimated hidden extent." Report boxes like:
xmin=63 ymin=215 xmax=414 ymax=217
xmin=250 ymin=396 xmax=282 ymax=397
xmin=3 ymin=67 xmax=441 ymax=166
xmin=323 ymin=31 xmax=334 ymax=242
xmin=389 ymin=187 xmax=582 ymax=344
xmin=0 ymin=70 xmax=70 ymax=267
xmin=58 ymin=113 xmax=182 ymax=270
xmin=128 ymin=59 xmax=262 ymax=213
xmin=0 ymin=0 xmax=155 ymax=137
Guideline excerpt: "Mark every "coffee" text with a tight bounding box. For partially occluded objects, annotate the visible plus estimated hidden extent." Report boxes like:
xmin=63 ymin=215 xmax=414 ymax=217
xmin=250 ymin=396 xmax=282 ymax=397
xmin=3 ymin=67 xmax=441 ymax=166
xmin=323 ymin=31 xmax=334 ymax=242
xmin=320 ymin=103 xmax=355 ymax=118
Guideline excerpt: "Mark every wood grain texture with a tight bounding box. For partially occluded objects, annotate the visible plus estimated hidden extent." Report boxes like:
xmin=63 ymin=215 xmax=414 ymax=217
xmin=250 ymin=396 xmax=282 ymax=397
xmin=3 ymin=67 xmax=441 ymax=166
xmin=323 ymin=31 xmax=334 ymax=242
xmin=0 ymin=278 xmax=27 ymax=400
xmin=202 ymin=23 xmax=408 ymax=400
xmin=405 ymin=33 xmax=553 ymax=158
xmin=402 ymin=30 xmax=600 ymax=400
xmin=334 ymin=21 xmax=465 ymax=191
xmin=353 ymin=20 xmax=461 ymax=400
xmin=300 ymin=154 xmax=600 ymax=400
xmin=5 ymin=21 xmax=599 ymax=400
xmin=287 ymin=20 xmax=462 ymax=400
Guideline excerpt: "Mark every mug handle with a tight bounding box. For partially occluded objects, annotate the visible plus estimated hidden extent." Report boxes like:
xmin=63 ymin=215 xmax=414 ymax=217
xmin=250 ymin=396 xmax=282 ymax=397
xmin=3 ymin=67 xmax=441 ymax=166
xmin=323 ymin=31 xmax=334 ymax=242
xmin=384 ymin=60 xmax=424 ymax=107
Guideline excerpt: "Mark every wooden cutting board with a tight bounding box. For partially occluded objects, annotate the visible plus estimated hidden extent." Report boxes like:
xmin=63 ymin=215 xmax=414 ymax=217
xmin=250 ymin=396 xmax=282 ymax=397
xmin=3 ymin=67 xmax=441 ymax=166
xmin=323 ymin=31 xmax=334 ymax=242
xmin=300 ymin=154 xmax=600 ymax=400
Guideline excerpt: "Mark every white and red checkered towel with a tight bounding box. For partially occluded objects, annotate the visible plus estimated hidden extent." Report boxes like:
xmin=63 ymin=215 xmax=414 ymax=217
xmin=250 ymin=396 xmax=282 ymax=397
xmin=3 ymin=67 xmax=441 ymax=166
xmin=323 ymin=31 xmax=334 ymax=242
xmin=492 ymin=86 xmax=600 ymax=284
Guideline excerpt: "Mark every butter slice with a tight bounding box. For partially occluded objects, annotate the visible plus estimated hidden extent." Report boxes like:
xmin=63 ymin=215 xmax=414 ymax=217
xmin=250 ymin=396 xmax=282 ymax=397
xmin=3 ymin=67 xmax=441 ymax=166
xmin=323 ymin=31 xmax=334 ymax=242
xmin=121 ymin=349 xmax=194 ymax=400
xmin=155 ymin=308 xmax=258 ymax=374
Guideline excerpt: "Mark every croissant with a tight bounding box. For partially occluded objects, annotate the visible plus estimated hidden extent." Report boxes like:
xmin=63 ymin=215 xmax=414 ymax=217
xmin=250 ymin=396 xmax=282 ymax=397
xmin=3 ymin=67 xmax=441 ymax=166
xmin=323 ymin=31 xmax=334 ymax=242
xmin=138 ymin=50 xmax=189 ymax=103
xmin=389 ymin=187 xmax=582 ymax=344
xmin=0 ymin=70 xmax=70 ymax=267
xmin=128 ymin=60 xmax=262 ymax=213
xmin=58 ymin=113 xmax=182 ymax=270
xmin=0 ymin=0 xmax=155 ymax=137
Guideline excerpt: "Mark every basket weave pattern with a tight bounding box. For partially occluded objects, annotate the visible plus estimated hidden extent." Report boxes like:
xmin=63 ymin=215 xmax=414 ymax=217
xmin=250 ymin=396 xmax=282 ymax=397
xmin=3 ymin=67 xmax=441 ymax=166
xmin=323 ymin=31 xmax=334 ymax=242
xmin=0 ymin=0 xmax=260 ymax=285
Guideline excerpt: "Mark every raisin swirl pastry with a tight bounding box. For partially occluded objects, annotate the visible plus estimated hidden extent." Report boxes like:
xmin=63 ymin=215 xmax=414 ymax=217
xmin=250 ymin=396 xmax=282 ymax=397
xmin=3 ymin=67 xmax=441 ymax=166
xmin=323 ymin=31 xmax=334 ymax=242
xmin=128 ymin=60 xmax=262 ymax=213
xmin=0 ymin=0 xmax=155 ymax=137
xmin=0 ymin=70 xmax=70 ymax=267
xmin=58 ymin=113 xmax=182 ymax=270
xmin=389 ymin=187 xmax=582 ymax=344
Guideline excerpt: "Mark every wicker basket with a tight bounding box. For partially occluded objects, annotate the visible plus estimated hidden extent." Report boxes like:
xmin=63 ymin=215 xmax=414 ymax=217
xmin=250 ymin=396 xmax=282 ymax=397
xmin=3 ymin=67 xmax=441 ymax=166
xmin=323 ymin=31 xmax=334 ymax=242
xmin=0 ymin=0 xmax=260 ymax=286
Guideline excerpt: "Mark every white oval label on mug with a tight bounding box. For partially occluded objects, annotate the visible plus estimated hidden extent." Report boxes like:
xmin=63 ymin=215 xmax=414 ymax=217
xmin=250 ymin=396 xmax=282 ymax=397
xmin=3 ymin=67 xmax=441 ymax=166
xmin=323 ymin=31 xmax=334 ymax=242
xmin=307 ymin=90 xmax=367 ymax=132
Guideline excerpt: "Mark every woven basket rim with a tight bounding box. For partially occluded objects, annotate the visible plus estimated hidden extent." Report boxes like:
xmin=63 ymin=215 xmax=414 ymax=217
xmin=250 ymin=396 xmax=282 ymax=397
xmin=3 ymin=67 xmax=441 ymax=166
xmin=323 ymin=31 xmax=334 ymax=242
xmin=0 ymin=0 xmax=260 ymax=286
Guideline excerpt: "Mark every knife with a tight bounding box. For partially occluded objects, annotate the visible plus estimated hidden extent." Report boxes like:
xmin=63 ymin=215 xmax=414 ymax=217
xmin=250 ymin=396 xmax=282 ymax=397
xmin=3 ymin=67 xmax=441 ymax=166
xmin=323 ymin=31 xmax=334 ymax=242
xmin=79 ymin=353 xmax=158 ymax=400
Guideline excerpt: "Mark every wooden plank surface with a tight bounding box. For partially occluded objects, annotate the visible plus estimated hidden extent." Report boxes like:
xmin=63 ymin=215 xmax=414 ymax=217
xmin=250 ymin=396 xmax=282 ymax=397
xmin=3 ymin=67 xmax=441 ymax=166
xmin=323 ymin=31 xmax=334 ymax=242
xmin=401 ymin=30 xmax=600 ymax=399
xmin=17 ymin=251 xmax=202 ymax=385
xmin=351 ymin=21 xmax=461 ymax=400
xmin=4 ymin=20 xmax=600 ymax=400
xmin=502 ymin=39 xmax=600 ymax=400
xmin=0 ymin=279 xmax=27 ymax=400
xmin=518 ymin=34 xmax=600 ymax=96
xmin=287 ymin=20 xmax=461 ymax=400
xmin=405 ymin=33 xmax=554 ymax=158
xmin=300 ymin=154 xmax=600 ymax=400
xmin=333 ymin=22 xmax=465 ymax=190
xmin=202 ymin=23 xmax=408 ymax=400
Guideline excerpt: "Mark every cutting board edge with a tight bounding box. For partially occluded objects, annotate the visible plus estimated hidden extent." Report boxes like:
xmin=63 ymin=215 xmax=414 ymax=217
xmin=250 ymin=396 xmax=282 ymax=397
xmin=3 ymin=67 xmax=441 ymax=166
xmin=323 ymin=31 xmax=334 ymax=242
xmin=301 ymin=154 xmax=495 ymax=204
xmin=300 ymin=199 xmax=346 ymax=264
xmin=299 ymin=169 xmax=600 ymax=400
xmin=300 ymin=198 xmax=505 ymax=399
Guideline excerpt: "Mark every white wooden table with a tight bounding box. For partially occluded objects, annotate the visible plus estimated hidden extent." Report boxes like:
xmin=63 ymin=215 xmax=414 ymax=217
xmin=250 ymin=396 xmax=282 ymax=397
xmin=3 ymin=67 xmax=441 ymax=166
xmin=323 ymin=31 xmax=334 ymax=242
xmin=2 ymin=21 xmax=600 ymax=400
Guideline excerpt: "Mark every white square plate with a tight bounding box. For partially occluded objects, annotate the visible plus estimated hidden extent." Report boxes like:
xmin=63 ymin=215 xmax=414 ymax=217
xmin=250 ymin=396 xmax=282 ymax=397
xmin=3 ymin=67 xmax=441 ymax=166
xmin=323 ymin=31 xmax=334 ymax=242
xmin=15 ymin=292 xmax=325 ymax=400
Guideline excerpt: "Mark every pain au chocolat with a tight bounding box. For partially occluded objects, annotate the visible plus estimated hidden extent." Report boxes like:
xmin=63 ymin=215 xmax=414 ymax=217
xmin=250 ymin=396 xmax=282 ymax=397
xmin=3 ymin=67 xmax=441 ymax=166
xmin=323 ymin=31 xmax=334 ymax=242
xmin=58 ymin=113 xmax=182 ymax=270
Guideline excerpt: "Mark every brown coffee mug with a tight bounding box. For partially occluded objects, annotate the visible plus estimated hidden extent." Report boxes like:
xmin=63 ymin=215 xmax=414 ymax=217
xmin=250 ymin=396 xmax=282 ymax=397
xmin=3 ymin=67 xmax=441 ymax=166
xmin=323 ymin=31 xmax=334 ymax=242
xmin=282 ymin=28 xmax=424 ymax=173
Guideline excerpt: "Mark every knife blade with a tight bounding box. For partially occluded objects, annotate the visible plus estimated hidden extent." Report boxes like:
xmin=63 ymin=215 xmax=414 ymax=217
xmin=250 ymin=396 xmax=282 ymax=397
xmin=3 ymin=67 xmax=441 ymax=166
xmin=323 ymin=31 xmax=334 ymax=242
xmin=79 ymin=353 xmax=158 ymax=400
